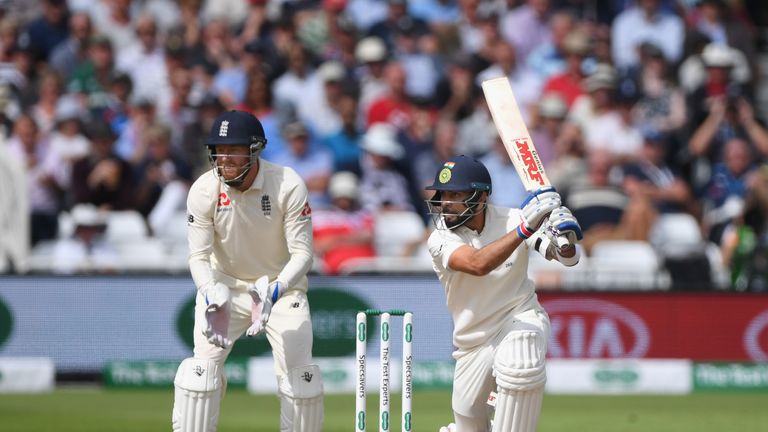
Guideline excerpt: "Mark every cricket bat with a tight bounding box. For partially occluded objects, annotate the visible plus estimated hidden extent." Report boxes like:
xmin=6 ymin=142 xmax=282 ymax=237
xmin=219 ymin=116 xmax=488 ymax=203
xmin=481 ymin=77 xmax=567 ymax=247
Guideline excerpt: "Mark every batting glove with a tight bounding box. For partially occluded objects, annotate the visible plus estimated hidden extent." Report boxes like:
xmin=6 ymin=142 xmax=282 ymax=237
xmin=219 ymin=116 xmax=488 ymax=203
xmin=246 ymin=277 xmax=283 ymax=337
xmin=202 ymin=282 xmax=232 ymax=348
xmin=517 ymin=186 xmax=562 ymax=239
xmin=547 ymin=206 xmax=583 ymax=248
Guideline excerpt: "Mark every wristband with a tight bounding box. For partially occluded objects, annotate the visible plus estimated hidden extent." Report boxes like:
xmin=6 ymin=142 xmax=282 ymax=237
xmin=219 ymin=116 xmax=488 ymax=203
xmin=516 ymin=223 xmax=534 ymax=239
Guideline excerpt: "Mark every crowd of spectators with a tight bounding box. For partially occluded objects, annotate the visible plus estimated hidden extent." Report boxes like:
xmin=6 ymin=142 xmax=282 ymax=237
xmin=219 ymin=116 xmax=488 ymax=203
xmin=1 ymin=0 xmax=768 ymax=289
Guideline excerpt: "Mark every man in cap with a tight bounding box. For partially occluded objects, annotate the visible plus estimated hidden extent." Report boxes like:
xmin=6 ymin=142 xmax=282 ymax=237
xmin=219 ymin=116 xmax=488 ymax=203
xmin=426 ymin=155 xmax=581 ymax=431
xmin=172 ymin=110 xmax=323 ymax=432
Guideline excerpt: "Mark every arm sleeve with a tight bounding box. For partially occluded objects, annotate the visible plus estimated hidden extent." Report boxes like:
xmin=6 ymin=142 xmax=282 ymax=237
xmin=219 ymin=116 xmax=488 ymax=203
xmin=427 ymin=231 xmax=465 ymax=271
xmin=187 ymin=179 xmax=216 ymax=292
xmin=277 ymin=177 xmax=314 ymax=289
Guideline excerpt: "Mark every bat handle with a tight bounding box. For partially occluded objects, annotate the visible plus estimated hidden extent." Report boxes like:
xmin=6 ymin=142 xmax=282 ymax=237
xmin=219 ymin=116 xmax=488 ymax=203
xmin=556 ymin=235 xmax=569 ymax=249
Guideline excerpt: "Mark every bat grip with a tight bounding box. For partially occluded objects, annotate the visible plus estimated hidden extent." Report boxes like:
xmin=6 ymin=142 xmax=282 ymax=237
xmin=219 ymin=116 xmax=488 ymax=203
xmin=556 ymin=235 xmax=569 ymax=249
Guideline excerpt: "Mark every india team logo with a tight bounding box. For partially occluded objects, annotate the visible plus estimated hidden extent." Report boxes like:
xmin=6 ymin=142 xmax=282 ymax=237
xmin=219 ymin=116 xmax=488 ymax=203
xmin=438 ymin=168 xmax=452 ymax=183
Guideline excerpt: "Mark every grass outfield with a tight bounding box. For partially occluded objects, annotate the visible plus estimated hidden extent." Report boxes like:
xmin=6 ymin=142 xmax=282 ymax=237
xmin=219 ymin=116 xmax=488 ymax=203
xmin=1 ymin=389 xmax=767 ymax=431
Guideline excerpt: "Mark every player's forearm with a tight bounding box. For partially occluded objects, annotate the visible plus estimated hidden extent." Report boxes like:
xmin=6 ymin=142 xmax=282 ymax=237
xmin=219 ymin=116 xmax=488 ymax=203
xmin=189 ymin=253 xmax=215 ymax=291
xmin=276 ymin=251 xmax=313 ymax=289
xmin=457 ymin=232 xmax=524 ymax=276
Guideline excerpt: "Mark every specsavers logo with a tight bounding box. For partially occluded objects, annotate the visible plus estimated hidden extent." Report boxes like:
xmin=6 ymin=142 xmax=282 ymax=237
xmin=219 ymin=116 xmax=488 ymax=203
xmin=176 ymin=288 xmax=373 ymax=357
xmin=543 ymin=298 xmax=650 ymax=358
xmin=0 ymin=295 xmax=12 ymax=348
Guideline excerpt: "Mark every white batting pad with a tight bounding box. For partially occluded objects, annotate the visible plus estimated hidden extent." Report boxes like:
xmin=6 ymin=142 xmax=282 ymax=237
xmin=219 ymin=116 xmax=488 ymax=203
xmin=278 ymin=364 xmax=324 ymax=432
xmin=172 ymin=357 xmax=223 ymax=432
xmin=491 ymin=331 xmax=547 ymax=432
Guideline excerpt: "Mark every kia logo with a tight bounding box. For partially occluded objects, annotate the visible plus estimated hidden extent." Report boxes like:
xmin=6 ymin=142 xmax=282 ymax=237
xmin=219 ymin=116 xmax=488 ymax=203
xmin=744 ymin=309 xmax=768 ymax=361
xmin=543 ymin=299 xmax=650 ymax=358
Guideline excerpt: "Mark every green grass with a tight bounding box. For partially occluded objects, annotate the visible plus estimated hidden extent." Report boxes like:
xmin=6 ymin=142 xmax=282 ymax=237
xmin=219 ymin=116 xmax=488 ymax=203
xmin=1 ymin=389 xmax=767 ymax=431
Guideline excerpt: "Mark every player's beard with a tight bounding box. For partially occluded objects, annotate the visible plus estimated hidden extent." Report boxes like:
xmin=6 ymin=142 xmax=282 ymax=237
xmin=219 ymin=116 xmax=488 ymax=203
xmin=442 ymin=208 xmax=472 ymax=229
xmin=219 ymin=163 xmax=246 ymax=181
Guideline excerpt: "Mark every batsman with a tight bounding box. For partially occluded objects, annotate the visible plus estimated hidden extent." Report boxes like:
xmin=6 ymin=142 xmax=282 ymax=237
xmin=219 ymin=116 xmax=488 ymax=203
xmin=426 ymin=155 xmax=582 ymax=432
xmin=172 ymin=111 xmax=323 ymax=431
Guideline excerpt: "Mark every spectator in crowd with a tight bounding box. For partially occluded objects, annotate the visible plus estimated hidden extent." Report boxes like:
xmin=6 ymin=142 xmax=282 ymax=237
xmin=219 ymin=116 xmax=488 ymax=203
xmin=235 ymin=68 xmax=286 ymax=162
xmin=622 ymin=131 xmax=693 ymax=216
xmin=366 ymin=61 xmax=414 ymax=130
xmin=435 ymin=53 xmax=477 ymax=123
xmin=413 ymin=118 xmax=458 ymax=194
xmin=566 ymin=149 xmax=653 ymax=253
xmin=158 ymin=68 xmax=198 ymax=151
xmin=71 ymin=121 xmax=133 ymax=210
xmin=702 ymin=137 xmax=757 ymax=244
xmin=20 ymin=0 xmax=70 ymax=64
xmin=272 ymin=41 xmax=315 ymax=121
xmin=48 ymin=95 xmax=90 ymax=175
xmin=611 ymin=0 xmax=684 ymax=71
xmin=355 ymin=36 xmax=389 ymax=117
xmin=49 ymin=11 xmax=93 ymax=82
xmin=7 ymin=114 xmax=68 ymax=245
xmin=322 ymin=91 xmax=363 ymax=175
xmin=391 ymin=12 xmax=440 ymax=101
xmin=526 ymin=10 xmax=577 ymax=82
xmin=297 ymin=60 xmax=345 ymax=138
xmin=132 ymin=123 xmax=192 ymax=233
xmin=90 ymin=0 xmax=136 ymax=52
xmin=359 ymin=122 xmax=413 ymax=212
xmin=116 ymin=15 xmax=168 ymax=103
xmin=67 ymin=34 xmax=115 ymax=113
xmin=477 ymin=40 xmax=541 ymax=122
xmin=272 ymin=121 xmax=334 ymax=209
xmin=687 ymin=44 xmax=768 ymax=169
xmin=180 ymin=93 xmax=224 ymax=176
xmin=541 ymin=30 xmax=590 ymax=108
xmin=200 ymin=0 xmax=249 ymax=28
xmin=687 ymin=0 xmax=757 ymax=84
xmin=113 ymin=95 xmax=159 ymax=164
xmin=51 ymin=203 xmax=117 ymax=274
xmin=629 ymin=43 xmax=687 ymax=139
xmin=30 ymin=71 xmax=64 ymax=136
xmin=367 ymin=0 xmax=429 ymax=52
xmin=322 ymin=13 xmax=360 ymax=68
xmin=500 ymin=0 xmax=552 ymax=64
xmin=0 ymin=17 xmax=20 ymax=64
xmin=530 ymin=93 xmax=568 ymax=170
xmin=720 ymin=164 xmax=768 ymax=291
xmin=312 ymin=171 xmax=375 ymax=274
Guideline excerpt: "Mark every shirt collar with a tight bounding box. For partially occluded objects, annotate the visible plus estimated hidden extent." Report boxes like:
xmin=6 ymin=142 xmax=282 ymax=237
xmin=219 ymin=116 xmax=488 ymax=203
xmin=248 ymin=159 xmax=265 ymax=191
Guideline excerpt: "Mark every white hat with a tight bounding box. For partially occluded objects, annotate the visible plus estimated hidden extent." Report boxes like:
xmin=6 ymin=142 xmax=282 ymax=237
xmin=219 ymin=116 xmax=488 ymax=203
xmin=317 ymin=61 xmax=345 ymax=82
xmin=355 ymin=37 xmax=387 ymax=63
xmin=328 ymin=171 xmax=359 ymax=200
xmin=702 ymin=43 xmax=735 ymax=68
xmin=584 ymin=63 xmax=617 ymax=92
xmin=55 ymin=95 xmax=83 ymax=122
xmin=538 ymin=94 xmax=567 ymax=118
xmin=361 ymin=123 xmax=404 ymax=159
xmin=71 ymin=204 xmax=107 ymax=227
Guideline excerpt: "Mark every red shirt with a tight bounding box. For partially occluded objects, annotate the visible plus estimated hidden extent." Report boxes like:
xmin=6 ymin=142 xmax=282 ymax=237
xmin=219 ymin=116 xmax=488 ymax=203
xmin=312 ymin=209 xmax=375 ymax=274
xmin=542 ymin=73 xmax=585 ymax=108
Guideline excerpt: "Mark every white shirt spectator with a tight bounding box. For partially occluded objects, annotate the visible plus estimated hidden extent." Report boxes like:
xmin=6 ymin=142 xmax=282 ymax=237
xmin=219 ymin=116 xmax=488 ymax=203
xmin=611 ymin=6 xmax=684 ymax=70
xmin=116 ymin=45 xmax=169 ymax=102
xmin=584 ymin=112 xmax=643 ymax=158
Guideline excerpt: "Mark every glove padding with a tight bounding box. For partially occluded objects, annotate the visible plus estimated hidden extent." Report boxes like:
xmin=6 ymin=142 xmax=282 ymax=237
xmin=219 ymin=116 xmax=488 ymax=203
xmin=246 ymin=276 xmax=283 ymax=337
xmin=547 ymin=206 xmax=583 ymax=248
xmin=202 ymin=282 xmax=232 ymax=348
xmin=517 ymin=186 xmax=562 ymax=239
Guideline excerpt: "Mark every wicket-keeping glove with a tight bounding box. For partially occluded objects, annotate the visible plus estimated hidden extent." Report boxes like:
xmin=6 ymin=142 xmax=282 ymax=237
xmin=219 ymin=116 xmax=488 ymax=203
xmin=202 ymin=282 xmax=232 ymax=348
xmin=246 ymin=277 xmax=283 ymax=337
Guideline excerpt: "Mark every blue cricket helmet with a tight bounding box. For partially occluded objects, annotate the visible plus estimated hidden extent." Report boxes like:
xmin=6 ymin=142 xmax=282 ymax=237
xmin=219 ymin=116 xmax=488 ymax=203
xmin=207 ymin=110 xmax=267 ymax=147
xmin=206 ymin=110 xmax=267 ymax=186
xmin=426 ymin=155 xmax=492 ymax=195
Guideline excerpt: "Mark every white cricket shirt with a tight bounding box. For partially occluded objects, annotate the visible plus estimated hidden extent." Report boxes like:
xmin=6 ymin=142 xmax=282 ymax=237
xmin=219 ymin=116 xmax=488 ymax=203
xmin=428 ymin=204 xmax=539 ymax=352
xmin=187 ymin=159 xmax=313 ymax=292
